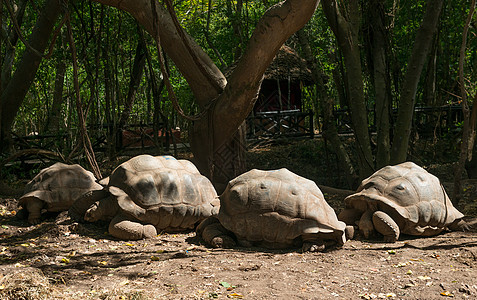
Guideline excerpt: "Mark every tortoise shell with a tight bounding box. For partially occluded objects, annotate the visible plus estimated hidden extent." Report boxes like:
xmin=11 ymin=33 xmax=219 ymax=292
xmin=343 ymin=162 xmax=464 ymax=232
xmin=107 ymin=155 xmax=219 ymax=231
xmin=19 ymin=162 xmax=102 ymax=212
xmin=217 ymin=168 xmax=346 ymax=246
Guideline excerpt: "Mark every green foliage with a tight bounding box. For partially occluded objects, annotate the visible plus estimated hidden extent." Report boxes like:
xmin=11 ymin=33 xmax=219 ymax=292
xmin=2 ymin=0 xmax=477 ymax=154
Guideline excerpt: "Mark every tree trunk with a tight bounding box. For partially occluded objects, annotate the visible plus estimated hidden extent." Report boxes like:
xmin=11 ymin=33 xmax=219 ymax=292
xmin=117 ymin=37 xmax=146 ymax=129
xmin=329 ymin=50 xmax=347 ymax=109
xmin=226 ymin=0 xmax=245 ymax=61
xmin=297 ymin=28 xmax=358 ymax=189
xmin=93 ymin=0 xmax=320 ymax=188
xmin=191 ymin=0 xmax=320 ymax=187
xmin=390 ymin=0 xmax=444 ymax=164
xmin=102 ymin=31 xmax=115 ymax=157
xmin=369 ymin=0 xmax=392 ymax=168
xmin=322 ymin=0 xmax=374 ymax=179
xmin=141 ymin=27 xmax=166 ymax=152
xmin=423 ymin=35 xmax=438 ymax=106
xmin=1 ymin=0 xmax=28 ymax=93
xmin=453 ymin=0 xmax=476 ymax=206
xmin=0 ymin=0 xmax=63 ymax=150
xmin=46 ymin=32 xmax=67 ymax=133
xmin=46 ymin=51 xmax=66 ymax=133
xmin=92 ymin=0 xmax=226 ymax=107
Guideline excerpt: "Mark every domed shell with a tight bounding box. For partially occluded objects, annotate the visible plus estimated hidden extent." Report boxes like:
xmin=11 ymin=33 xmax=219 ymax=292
xmin=108 ymin=155 xmax=219 ymax=231
xmin=218 ymin=168 xmax=346 ymax=245
xmin=344 ymin=162 xmax=463 ymax=230
xmin=19 ymin=163 xmax=103 ymax=211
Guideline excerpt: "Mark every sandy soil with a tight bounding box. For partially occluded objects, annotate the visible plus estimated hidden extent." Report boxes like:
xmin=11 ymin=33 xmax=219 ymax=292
xmin=0 ymin=194 xmax=476 ymax=300
xmin=1 ymin=140 xmax=477 ymax=299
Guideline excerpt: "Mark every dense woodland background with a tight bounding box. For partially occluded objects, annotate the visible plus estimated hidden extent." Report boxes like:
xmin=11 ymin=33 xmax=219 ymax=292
xmin=0 ymin=0 xmax=476 ymax=202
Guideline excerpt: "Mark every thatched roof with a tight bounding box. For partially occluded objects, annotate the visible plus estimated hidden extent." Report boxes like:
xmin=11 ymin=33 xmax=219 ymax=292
xmin=224 ymin=45 xmax=313 ymax=84
xmin=263 ymin=45 xmax=313 ymax=83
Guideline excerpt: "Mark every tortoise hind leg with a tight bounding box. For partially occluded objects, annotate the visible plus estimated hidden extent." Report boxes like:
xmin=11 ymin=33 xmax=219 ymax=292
xmin=196 ymin=217 xmax=236 ymax=248
xmin=25 ymin=197 xmax=44 ymax=224
xmin=448 ymin=219 xmax=472 ymax=232
xmin=372 ymin=211 xmax=400 ymax=242
xmin=108 ymin=214 xmax=157 ymax=240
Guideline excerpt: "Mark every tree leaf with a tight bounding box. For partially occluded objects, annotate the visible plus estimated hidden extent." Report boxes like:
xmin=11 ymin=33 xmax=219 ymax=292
xmin=220 ymin=281 xmax=231 ymax=288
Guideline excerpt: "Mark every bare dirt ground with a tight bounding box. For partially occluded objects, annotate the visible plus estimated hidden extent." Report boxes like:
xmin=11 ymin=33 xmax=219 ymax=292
xmin=1 ymin=140 xmax=477 ymax=300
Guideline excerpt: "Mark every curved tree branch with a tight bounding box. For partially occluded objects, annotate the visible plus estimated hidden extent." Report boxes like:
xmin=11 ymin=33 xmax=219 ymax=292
xmin=209 ymin=0 xmax=320 ymax=146
xmin=91 ymin=0 xmax=226 ymax=106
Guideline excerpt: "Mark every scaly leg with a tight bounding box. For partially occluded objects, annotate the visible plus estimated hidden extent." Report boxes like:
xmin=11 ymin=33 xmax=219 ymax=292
xmin=372 ymin=211 xmax=400 ymax=242
xmin=358 ymin=210 xmax=375 ymax=239
xmin=84 ymin=196 xmax=118 ymax=222
xmin=25 ymin=198 xmax=44 ymax=224
xmin=196 ymin=217 xmax=236 ymax=248
xmin=108 ymin=214 xmax=157 ymax=240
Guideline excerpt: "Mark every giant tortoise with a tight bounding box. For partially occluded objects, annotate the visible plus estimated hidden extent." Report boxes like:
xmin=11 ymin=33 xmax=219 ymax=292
xmin=70 ymin=155 xmax=219 ymax=240
xmin=197 ymin=168 xmax=348 ymax=251
xmin=18 ymin=162 xmax=103 ymax=224
xmin=339 ymin=162 xmax=466 ymax=242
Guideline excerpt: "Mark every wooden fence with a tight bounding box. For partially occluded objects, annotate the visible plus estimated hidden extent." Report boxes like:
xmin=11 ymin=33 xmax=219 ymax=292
xmin=6 ymin=105 xmax=466 ymax=157
xmin=245 ymin=109 xmax=314 ymax=139
xmin=332 ymin=105 xmax=465 ymax=137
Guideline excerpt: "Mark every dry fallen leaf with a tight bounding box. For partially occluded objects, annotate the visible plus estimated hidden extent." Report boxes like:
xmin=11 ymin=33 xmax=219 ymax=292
xmin=440 ymin=291 xmax=454 ymax=297
xmin=120 ymin=280 xmax=129 ymax=286
xmin=377 ymin=292 xmax=396 ymax=298
xmin=14 ymin=263 xmax=27 ymax=268
xmin=359 ymin=293 xmax=377 ymax=299
xmin=227 ymin=293 xmax=244 ymax=299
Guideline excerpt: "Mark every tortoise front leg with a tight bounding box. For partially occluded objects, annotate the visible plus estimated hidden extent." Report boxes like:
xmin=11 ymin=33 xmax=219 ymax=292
xmin=196 ymin=217 xmax=236 ymax=248
xmin=84 ymin=196 xmax=118 ymax=222
xmin=372 ymin=211 xmax=400 ymax=242
xmin=358 ymin=210 xmax=375 ymax=239
xmin=69 ymin=190 xmax=110 ymax=222
xmin=108 ymin=214 xmax=157 ymax=240
xmin=25 ymin=198 xmax=44 ymax=224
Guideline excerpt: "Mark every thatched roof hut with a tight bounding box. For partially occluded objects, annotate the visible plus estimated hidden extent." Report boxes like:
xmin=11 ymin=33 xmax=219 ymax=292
xmin=256 ymin=45 xmax=312 ymax=113
xmin=224 ymin=45 xmax=313 ymax=113
xmin=263 ymin=45 xmax=313 ymax=83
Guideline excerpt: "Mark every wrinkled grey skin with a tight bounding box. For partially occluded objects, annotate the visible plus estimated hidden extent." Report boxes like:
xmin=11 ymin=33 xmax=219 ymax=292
xmin=70 ymin=155 xmax=219 ymax=240
xmin=339 ymin=162 xmax=467 ymax=242
xmin=198 ymin=168 xmax=349 ymax=252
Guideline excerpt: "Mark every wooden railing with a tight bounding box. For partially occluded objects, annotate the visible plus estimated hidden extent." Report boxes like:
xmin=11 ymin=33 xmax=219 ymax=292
xmin=332 ymin=105 xmax=465 ymax=137
xmin=246 ymin=109 xmax=314 ymax=139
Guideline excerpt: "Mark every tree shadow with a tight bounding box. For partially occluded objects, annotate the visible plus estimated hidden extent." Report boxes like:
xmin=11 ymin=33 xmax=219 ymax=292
xmin=348 ymin=231 xmax=477 ymax=251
